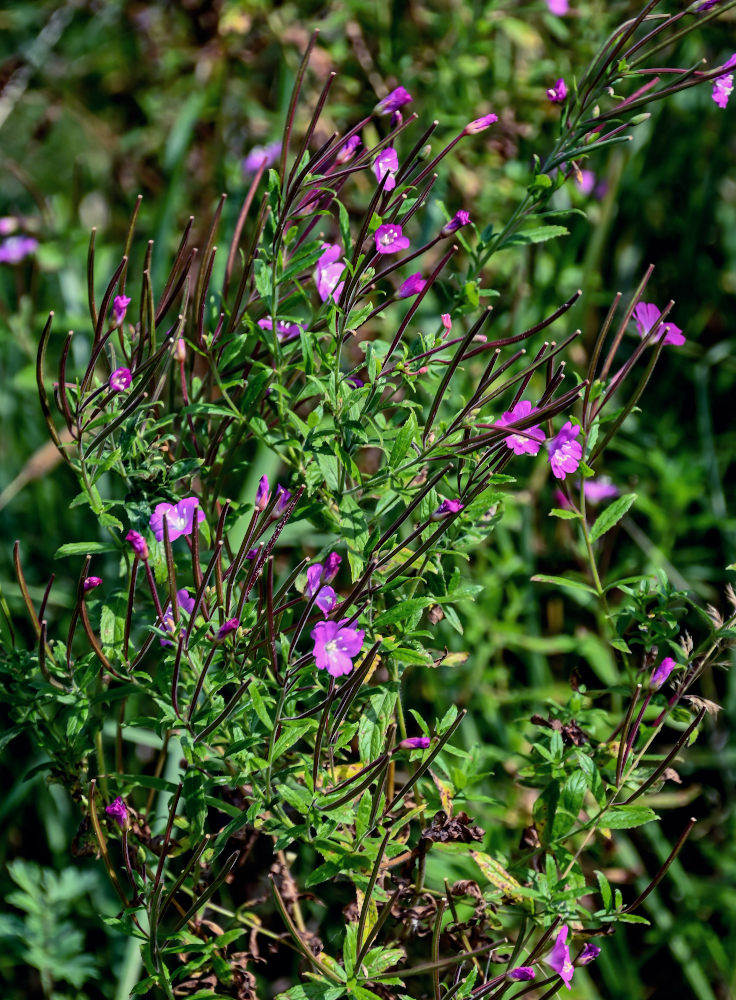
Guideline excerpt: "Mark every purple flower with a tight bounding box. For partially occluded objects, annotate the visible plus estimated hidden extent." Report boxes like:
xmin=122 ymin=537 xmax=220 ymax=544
xmin=0 ymin=235 xmax=38 ymax=264
xmin=336 ymin=134 xmax=361 ymax=165
xmin=272 ymin=484 xmax=292 ymax=518
xmin=112 ymin=295 xmax=131 ymax=327
xmin=105 ymin=796 xmax=128 ymax=830
xmin=463 ymin=113 xmax=498 ymax=135
xmin=373 ymin=147 xmax=399 ymax=191
xmin=255 ymin=475 xmax=271 ymax=511
xmin=576 ymin=170 xmax=596 ymax=195
xmin=583 ymin=478 xmax=619 ymax=503
xmin=632 ymin=302 xmax=685 ymax=346
xmin=323 ymin=552 xmax=342 ymax=582
xmin=546 ymin=0 xmax=569 ymax=12
xmin=243 ymin=140 xmax=281 ymax=174
xmin=258 ymin=317 xmax=304 ymax=343
xmin=160 ymin=589 xmax=196 ymax=646
xmin=0 ymin=218 xmax=18 ymax=236
xmin=432 ymin=498 xmax=464 ymax=520
xmin=547 ymin=926 xmax=574 ymax=989
xmin=83 ymin=576 xmax=102 ymax=593
xmin=399 ymin=736 xmax=431 ymax=750
xmin=441 ymin=210 xmax=471 ymax=236
xmin=508 ymin=967 xmax=536 ymax=982
xmin=109 ymin=367 xmax=132 ymax=392
xmin=314 ymin=242 xmax=345 ymax=302
xmin=215 ymin=618 xmax=240 ymax=641
xmin=698 ymin=0 xmax=721 ymax=8
xmin=305 ymin=564 xmax=337 ymax=615
xmin=548 ymin=421 xmax=583 ymax=480
xmin=346 ymin=376 xmax=364 ymax=388
xmin=547 ymin=78 xmax=568 ymax=103
xmin=497 ymin=400 xmax=545 ymax=456
xmin=577 ymin=944 xmax=601 ymax=966
xmin=650 ymin=656 xmax=676 ymax=690
xmin=375 ymin=224 xmax=410 ymax=255
xmin=312 ymin=619 xmax=365 ymax=678
xmin=125 ymin=529 xmax=149 ymax=561
xmin=150 ymin=497 xmax=205 ymax=542
xmin=376 ymin=86 xmax=413 ymax=114
xmin=712 ymin=67 xmax=734 ymax=109
xmin=398 ymin=273 xmax=426 ymax=298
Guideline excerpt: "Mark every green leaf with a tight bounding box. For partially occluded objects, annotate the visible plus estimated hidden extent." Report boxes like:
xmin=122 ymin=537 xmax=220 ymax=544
xmin=549 ymin=508 xmax=581 ymax=520
xmin=604 ymin=806 xmax=658 ymax=829
xmin=531 ymin=574 xmax=596 ymax=595
xmin=589 ymin=493 xmax=637 ymax=543
xmin=510 ymin=224 xmax=569 ymax=245
xmin=374 ymin=598 xmax=432 ymax=630
xmin=55 ymin=541 xmax=116 ymax=558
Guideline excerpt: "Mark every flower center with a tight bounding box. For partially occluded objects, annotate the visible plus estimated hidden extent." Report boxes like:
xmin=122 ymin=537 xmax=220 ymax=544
xmin=325 ymin=640 xmax=337 ymax=654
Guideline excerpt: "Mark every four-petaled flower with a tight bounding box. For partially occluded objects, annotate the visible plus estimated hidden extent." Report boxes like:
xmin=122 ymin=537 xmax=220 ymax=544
xmin=632 ymin=302 xmax=685 ymax=346
xmin=312 ymin=619 xmax=365 ymax=678
xmin=398 ymin=273 xmax=426 ymax=298
xmin=650 ymin=656 xmax=676 ymax=689
xmin=314 ymin=242 xmax=345 ymax=302
xmin=463 ymin=113 xmax=498 ymax=135
xmin=83 ymin=576 xmax=102 ymax=592
xmin=109 ymin=367 xmax=132 ymax=392
xmin=112 ymin=295 xmax=131 ymax=327
xmin=577 ymin=943 xmax=602 ymax=965
xmin=441 ymin=210 xmax=471 ymax=236
xmin=374 ymin=223 xmax=410 ymax=255
xmin=497 ymin=400 xmax=546 ymax=455
xmin=305 ymin=563 xmax=337 ymax=616
xmin=215 ymin=618 xmax=240 ymax=641
xmin=547 ymin=78 xmax=568 ymax=103
xmin=255 ymin=475 xmax=271 ymax=511
xmin=399 ymin=736 xmax=431 ymax=750
xmin=126 ymin=529 xmax=149 ymax=561
xmin=547 ymin=926 xmax=574 ymax=989
xmin=258 ymin=317 xmax=304 ymax=343
xmin=373 ymin=147 xmax=400 ymax=191
xmin=432 ymin=498 xmax=464 ymax=519
xmin=243 ymin=141 xmax=281 ymax=174
xmin=150 ymin=497 xmax=205 ymax=542
xmin=548 ymin=421 xmax=583 ymax=480
xmin=105 ymin=796 xmax=128 ymax=830
xmin=160 ymin=589 xmax=196 ymax=647
xmin=376 ymin=86 xmax=413 ymax=114
xmin=508 ymin=967 xmax=536 ymax=981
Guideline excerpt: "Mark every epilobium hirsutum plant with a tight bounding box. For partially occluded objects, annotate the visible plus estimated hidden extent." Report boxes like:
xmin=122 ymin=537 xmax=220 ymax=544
xmin=3 ymin=4 xmax=735 ymax=997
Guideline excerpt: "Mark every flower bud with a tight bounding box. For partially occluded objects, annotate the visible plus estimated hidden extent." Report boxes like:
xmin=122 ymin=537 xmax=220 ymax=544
xmin=83 ymin=576 xmax=102 ymax=593
xmin=125 ymin=529 xmax=149 ymax=561
xmin=399 ymin=736 xmax=431 ymax=750
xmin=105 ymin=796 xmax=128 ymax=830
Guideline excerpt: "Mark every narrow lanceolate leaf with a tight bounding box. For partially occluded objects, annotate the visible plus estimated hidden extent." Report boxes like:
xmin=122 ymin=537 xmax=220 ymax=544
xmin=531 ymin=574 xmax=597 ymax=595
xmin=589 ymin=493 xmax=637 ymax=543
xmin=468 ymin=850 xmax=525 ymax=903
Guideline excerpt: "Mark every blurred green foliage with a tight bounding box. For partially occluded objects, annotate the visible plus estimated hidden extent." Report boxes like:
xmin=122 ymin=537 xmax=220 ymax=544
xmin=1 ymin=1 xmax=735 ymax=998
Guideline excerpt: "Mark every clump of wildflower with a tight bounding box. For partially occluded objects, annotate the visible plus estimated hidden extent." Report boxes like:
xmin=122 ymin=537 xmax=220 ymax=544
xmin=463 ymin=113 xmax=498 ymax=135
xmin=577 ymin=944 xmax=602 ymax=965
xmin=497 ymin=400 xmax=545 ymax=455
xmin=373 ymin=147 xmax=399 ymax=191
xmin=547 ymin=926 xmax=574 ymax=989
xmin=258 ymin=317 xmax=304 ymax=343
xmin=311 ymin=619 xmax=365 ymax=678
xmin=125 ymin=530 xmax=149 ymax=561
xmin=650 ymin=656 xmax=676 ymax=689
xmin=632 ymin=301 xmax=685 ymax=346
xmin=547 ymin=78 xmax=568 ymax=103
xmin=243 ymin=141 xmax=281 ymax=174
xmin=441 ymin=209 xmax=471 ymax=236
xmin=398 ymin=273 xmax=426 ymax=298
xmin=375 ymin=223 xmax=410 ymax=255
xmin=150 ymin=497 xmax=205 ymax=542
xmin=0 ymin=235 xmax=38 ymax=264
xmin=548 ymin=421 xmax=583 ymax=480
xmin=508 ymin=967 xmax=536 ymax=981
xmin=83 ymin=576 xmax=102 ymax=593
xmin=112 ymin=294 xmax=131 ymax=327
xmin=215 ymin=618 xmax=240 ymax=641
xmin=105 ymin=796 xmax=128 ymax=830
xmin=314 ymin=243 xmax=345 ymax=302
xmin=160 ymin=590 xmax=196 ymax=646
xmin=432 ymin=498 xmax=464 ymax=519
xmin=375 ymin=86 xmax=413 ymax=114
xmin=399 ymin=736 xmax=431 ymax=750
xmin=109 ymin=367 xmax=132 ymax=392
